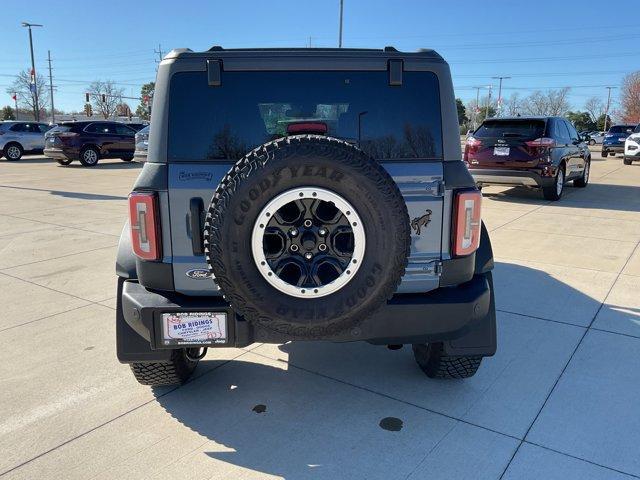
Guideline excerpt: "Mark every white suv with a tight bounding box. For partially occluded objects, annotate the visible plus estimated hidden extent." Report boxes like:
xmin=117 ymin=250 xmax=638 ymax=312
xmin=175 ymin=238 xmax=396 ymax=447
xmin=624 ymin=124 xmax=640 ymax=165
xmin=0 ymin=121 xmax=52 ymax=161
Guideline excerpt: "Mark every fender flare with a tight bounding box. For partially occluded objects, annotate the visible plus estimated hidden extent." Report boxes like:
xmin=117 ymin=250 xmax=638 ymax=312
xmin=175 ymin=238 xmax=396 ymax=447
xmin=474 ymin=221 xmax=494 ymax=275
xmin=116 ymin=220 xmax=137 ymax=279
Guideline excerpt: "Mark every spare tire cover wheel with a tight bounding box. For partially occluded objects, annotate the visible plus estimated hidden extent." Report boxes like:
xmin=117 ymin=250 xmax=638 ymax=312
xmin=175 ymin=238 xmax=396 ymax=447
xmin=204 ymin=135 xmax=410 ymax=338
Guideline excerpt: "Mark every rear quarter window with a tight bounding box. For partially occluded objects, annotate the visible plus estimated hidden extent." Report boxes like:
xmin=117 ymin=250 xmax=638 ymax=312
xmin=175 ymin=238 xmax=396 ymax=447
xmin=167 ymin=70 xmax=443 ymax=162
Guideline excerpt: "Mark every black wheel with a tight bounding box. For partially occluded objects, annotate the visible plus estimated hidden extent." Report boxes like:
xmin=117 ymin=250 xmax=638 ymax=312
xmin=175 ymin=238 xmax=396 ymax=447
xmin=121 ymin=155 xmax=134 ymax=162
xmin=79 ymin=145 xmax=100 ymax=166
xmin=624 ymin=157 xmax=633 ymax=165
xmin=542 ymin=164 xmax=565 ymax=201
xmin=4 ymin=142 xmax=23 ymax=161
xmin=574 ymin=159 xmax=590 ymax=188
xmin=56 ymin=158 xmax=73 ymax=166
xmin=204 ymin=135 xmax=411 ymax=339
xmin=129 ymin=349 xmax=199 ymax=386
xmin=589 ymin=139 xmax=596 ymax=146
xmin=601 ymin=150 xmax=608 ymax=158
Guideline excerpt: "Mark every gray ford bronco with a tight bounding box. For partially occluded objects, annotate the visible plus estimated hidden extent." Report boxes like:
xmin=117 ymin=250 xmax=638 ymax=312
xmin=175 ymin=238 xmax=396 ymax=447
xmin=116 ymin=46 xmax=496 ymax=386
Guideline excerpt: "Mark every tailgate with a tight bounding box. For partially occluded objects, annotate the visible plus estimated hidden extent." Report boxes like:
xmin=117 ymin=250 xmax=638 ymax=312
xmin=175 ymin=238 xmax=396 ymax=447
xmin=168 ymin=162 xmax=444 ymax=296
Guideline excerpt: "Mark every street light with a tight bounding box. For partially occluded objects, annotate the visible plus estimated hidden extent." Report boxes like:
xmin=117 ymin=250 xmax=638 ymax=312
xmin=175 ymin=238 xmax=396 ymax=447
xmin=492 ymin=76 xmax=511 ymax=117
xmin=21 ymin=21 xmax=43 ymax=121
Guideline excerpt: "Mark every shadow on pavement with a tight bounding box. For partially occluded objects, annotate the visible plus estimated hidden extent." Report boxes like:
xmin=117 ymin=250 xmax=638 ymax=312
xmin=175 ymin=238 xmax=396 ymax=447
xmin=484 ymin=183 xmax=640 ymax=213
xmin=0 ymin=184 xmax=126 ymax=201
xmin=60 ymin=161 xmax=140 ymax=170
xmin=151 ymin=262 xmax=639 ymax=478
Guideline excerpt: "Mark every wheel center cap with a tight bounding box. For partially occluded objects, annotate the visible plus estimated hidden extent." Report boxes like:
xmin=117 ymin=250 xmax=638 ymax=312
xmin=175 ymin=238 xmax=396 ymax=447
xmin=301 ymin=231 xmax=316 ymax=250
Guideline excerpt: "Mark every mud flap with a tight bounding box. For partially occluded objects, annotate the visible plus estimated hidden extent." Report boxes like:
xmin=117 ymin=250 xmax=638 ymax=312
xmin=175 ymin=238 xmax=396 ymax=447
xmin=442 ymin=271 xmax=496 ymax=357
xmin=116 ymin=277 xmax=173 ymax=363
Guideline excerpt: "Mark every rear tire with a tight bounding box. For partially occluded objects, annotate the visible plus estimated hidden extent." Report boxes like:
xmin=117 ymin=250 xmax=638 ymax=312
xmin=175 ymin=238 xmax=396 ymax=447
xmin=121 ymin=156 xmax=133 ymax=162
xmin=129 ymin=349 xmax=199 ymax=386
xmin=542 ymin=165 xmax=565 ymax=201
xmin=79 ymin=146 xmax=100 ymax=167
xmin=4 ymin=143 xmax=23 ymax=161
xmin=589 ymin=139 xmax=595 ymax=145
xmin=412 ymin=343 xmax=483 ymax=379
xmin=602 ymin=150 xmax=608 ymax=158
xmin=56 ymin=158 xmax=73 ymax=166
xmin=623 ymin=157 xmax=632 ymax=165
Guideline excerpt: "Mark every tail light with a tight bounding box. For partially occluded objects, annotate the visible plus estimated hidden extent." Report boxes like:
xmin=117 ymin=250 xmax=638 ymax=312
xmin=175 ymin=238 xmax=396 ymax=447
xmin=452 ymin=190 xmax=482 ymax=257
xmin=129 ymin=192 xmax=161 ymax=260
xmin=525 ymin=137 xmax=555 ymax=158
xmin=464 ymin=136 xmax=482 ymax=161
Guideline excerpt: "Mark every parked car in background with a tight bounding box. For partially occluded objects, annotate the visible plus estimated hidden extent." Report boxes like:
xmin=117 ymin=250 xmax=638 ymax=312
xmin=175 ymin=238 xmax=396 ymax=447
xmin=624 ymin=124 xmax=640 ymax=165
xmin=602 ymin=124 xmax=635 ymax=157
xmin=133 ymin=125 xmax=149 ymax=162
xmin=44 ymin=121 xmax=136 ymax=166
xmin=0 ymin=121 xmax=53 ymax=160
xmin=465 ymin=116 xmax=590 ymax=201
xmin=586 ymin=131 xmax=605 ymax=145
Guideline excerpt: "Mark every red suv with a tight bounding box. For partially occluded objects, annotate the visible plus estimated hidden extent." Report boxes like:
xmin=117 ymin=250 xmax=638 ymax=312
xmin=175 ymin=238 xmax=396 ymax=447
xmin=44 ymin=121 xmax=136 ymax=167
xmin=465 ymin=116 xmax=590 ymax=201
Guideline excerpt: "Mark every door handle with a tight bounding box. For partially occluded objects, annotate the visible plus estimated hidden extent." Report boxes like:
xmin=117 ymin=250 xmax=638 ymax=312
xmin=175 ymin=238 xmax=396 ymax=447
xmin=188 ymin=198 xmax=205 ymax=255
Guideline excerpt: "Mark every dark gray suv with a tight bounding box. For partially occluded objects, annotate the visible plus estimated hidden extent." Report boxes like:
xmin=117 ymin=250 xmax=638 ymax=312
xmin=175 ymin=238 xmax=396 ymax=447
xmin=116 ymin=47 xmax=496 ymax=386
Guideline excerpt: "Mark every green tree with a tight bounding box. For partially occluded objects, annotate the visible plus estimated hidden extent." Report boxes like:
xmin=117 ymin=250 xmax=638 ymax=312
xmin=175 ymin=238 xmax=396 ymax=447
xmin=566 ymin=111 xmax=596 ymax=132
xmin=456 ymin=98 xmax=468 ymax=126
xmin=1 ymin=105 xmax=15 ymax=120
xmin=597 ymin=113 xmax=612 ymax=131
xmin=135 ymin=82 xmax=155 ymax=120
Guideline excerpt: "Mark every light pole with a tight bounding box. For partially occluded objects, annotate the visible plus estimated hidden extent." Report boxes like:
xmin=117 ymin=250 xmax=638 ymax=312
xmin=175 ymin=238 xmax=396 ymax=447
xmin=21 ymin=22 xmax=43 ymax=122
xmin=338 ymin=0 xmax=344 ymax=48
xmin=492 ymin=76 xmax=511 ymax=117
xmin=485 ymin=84 xmax=493 ymax=119
xmin=603 ymin=86 xmax=616 ymax=132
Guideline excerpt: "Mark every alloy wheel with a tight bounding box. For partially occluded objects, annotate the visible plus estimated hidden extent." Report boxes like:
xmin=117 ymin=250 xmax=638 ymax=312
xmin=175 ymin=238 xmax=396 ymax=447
xmin=251 ymin=187 xmax=366 ymax=298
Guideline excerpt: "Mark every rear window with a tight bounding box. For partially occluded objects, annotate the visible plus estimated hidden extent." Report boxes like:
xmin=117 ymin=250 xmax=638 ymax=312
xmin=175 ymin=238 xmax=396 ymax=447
xmin=474 ymin=119 xmax=546 ymax=140
xmin=608 ymin=125 xmax=635 ymax=134
xmin=168 ymin=70 xmax=443 ymax=161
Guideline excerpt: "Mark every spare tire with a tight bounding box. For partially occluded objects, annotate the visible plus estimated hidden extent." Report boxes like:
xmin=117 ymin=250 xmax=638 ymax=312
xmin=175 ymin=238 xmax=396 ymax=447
xmin=204 ymin=135 xmax=410 ymax=339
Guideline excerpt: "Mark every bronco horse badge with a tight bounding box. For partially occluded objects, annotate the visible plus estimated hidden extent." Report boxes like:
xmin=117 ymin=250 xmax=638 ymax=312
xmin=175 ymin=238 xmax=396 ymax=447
xmin=411 ymin=209 xmax=432 ymax=235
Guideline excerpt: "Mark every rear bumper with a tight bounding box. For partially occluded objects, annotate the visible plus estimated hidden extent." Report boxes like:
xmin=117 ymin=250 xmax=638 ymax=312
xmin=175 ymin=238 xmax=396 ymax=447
xmin=603 ymin=144 xmax=624 ymax=153
xmin=44 ymin=147 xmax=77 ymax=160
xmin=117 ymin=274 xmax=496 ymax=362
xmin=469 ymin=168 xmax=556 ymax=188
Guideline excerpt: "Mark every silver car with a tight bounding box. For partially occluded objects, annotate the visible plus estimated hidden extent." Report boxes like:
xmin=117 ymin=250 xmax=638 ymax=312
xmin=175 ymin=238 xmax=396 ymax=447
xmin=133 ymin=124 xmax=149 ymax=162
xmin=0 ymin=121 xmax=52 ymax=161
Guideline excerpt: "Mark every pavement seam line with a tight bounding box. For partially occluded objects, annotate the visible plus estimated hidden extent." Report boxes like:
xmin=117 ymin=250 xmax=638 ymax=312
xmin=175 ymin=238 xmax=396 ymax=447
xmin=0 ymin=269 xmax=114 ymax=304
xmin=0 ymin=244 xmax=117 ymax=271
xmin=498 ymin=236 xmax=640 ymax=479
xmin=0 ymin=350 xmax=252 ymax=477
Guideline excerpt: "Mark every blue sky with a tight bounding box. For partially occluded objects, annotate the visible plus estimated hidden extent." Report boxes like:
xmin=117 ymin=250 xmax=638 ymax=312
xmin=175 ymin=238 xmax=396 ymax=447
xmin=1 ymin=0 xmax=637 ymax=113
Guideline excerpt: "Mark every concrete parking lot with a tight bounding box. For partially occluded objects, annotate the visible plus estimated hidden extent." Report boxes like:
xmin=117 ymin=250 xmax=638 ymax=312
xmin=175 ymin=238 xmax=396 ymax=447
xmin=1 ymin=152 xmax=639 ymax=479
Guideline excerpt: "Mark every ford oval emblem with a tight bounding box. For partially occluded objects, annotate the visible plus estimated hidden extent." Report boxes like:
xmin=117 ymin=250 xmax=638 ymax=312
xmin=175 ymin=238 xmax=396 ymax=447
xmin=186 ymin=268 xmax=212 ymax=280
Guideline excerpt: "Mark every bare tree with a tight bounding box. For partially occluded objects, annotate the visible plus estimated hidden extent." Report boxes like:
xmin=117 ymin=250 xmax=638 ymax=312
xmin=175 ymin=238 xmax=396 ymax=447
xmin=520 ymin=88 xmax=571 ymax=116
xmin=584 ymin=96 xmax=605 ymax=123
xmin=88 ymin=80 xmax=125 ymax=119
xmin=619 ymin=71 xmax=640 ymax=124
xmin=6 ymin=70 xmax=50 ymax=121
xmin=505 ymin=93 xmax=520 ymax=116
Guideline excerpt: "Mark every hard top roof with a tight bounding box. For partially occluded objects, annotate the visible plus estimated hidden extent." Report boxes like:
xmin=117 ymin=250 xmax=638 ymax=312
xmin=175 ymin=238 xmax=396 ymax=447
xmin=164 ymin=45 xmax=444 ymax=62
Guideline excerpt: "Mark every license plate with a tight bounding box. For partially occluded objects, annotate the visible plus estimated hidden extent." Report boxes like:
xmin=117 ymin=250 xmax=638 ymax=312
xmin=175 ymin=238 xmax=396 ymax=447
xmin=494 ymin=146 xmax=510 ymax=156
xmin=161 ymin=312 xmax=227 ymax=346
